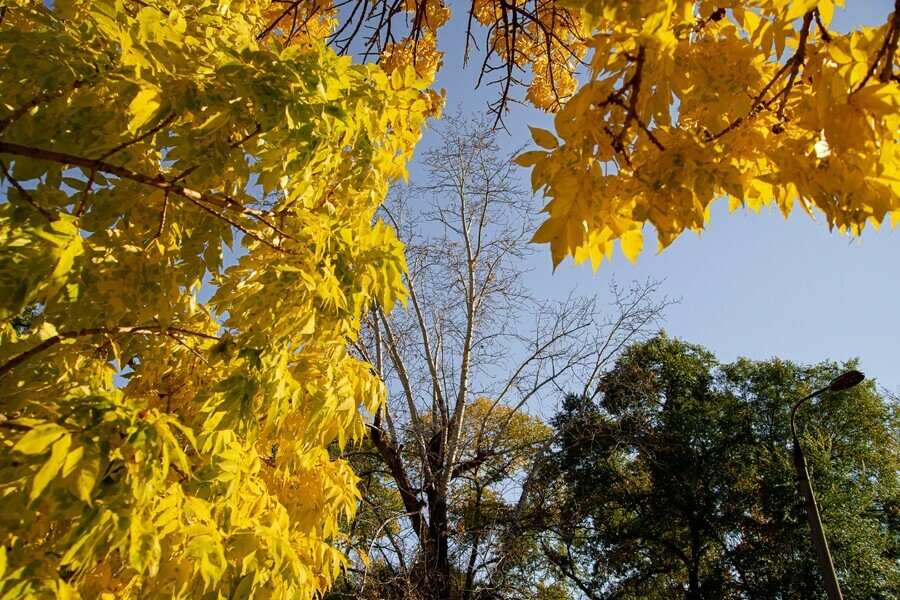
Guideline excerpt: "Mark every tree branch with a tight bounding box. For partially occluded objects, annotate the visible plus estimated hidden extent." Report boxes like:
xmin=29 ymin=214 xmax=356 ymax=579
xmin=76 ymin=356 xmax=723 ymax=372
xmin=776 ymin=12 xmax=814 ymax=122
xmin=0 ymin=78 xmax=92 ymax=134
xmin=0 ymin=325 xmax=219 ymax=378
xmin=0 ymin=158 xmax=56 ymax=222
xmin=879 ymin=0 xmax=900 ymax=82
xmin=0 ymin=141 xmax=300 ymax=254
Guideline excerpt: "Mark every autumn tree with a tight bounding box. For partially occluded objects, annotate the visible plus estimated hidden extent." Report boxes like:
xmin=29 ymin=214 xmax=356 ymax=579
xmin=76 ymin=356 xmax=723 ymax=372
xmin=338 ymin=115 xmax=666 ymax=600
xmin=0 ymin=2 xmax=437 ymax=598
xmin=544 ymin=335 xmax=899 ymax=599
xmin=517 ymin=1 xmax=900 ymax=267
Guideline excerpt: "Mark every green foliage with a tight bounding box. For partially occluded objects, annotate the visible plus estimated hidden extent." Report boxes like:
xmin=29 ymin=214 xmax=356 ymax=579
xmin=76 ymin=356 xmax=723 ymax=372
xmin=546 ymin=335 xmax=899 ymax=599
xmin=7 ymin=304 xmax=38 ymax=336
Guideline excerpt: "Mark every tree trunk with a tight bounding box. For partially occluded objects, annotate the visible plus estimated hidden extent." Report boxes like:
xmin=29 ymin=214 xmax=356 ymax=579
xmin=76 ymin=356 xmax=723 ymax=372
xmin=423 ymin=491 xmax=452 ymax=600
xmin=688 ymin=507 xmax=703 ymax=600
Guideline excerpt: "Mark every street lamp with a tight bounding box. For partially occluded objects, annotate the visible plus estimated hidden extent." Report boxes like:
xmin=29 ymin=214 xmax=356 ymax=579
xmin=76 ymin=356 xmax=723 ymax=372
xmin=790 ymin=370 xmax=865 ymax=600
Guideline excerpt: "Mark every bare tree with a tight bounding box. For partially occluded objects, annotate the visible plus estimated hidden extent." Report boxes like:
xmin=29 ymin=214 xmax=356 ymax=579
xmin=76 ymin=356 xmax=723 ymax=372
xmin=336 ymin=114 xmax=668 ymax=600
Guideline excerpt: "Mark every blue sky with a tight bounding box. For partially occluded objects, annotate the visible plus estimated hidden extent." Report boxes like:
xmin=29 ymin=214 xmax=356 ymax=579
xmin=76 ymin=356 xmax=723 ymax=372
xmin=406 ymin=1 xmax=900 ymax=392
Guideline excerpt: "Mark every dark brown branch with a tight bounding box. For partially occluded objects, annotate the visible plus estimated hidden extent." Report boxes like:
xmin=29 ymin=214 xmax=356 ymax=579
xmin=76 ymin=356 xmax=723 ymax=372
xmin=76 ymin=114 xmax=176 ymax=217
xmin=257 ymin=1 xmax=299 ymax=43
xmin=0 ymin=78 xmax=91 ymax=134
xmin=259 ymin=452 xmax=277 ymax=468
xmin=187 ymin=190 xmax=299 ymax=255
xmin=229 ymin=122 xmax=263 ymax=149
xmin=708 ymin=60 xmax=792 ymax=140
xmin=148 ymin=192 xmax=170 ymax=245
xmin=0 ymin=325 xmax=220 ymax=378
xmin=813 ymin=8 xmax=832 ymax=43
xmin=606 ymin=47 xmax=666 ymax=155
xmin=880 ymin=0 xmax=900 ymax=82
xmin=171 ymin=122 xmax=261 ymax=185
xmin=709 ymin=12 xmax=814 ymax=141
xmin=450 ymin=450 xmax=489 ymax=479
xmin=367 ymin=421 xmax=429 ymax=548
xmin=0 ymin=141 xmax=300 ymax=254
xmin=776 ymin=12 xmax=814 ymax=121
xmin=0 ymin=158 xmax=56 ymax=222
xmin=853 ymin=0 xmax=900 ymax=89
xmin=693 ymin=7 xmax=727 ymax=33
xmin=540 ymin=541 xmax=603 ymax=600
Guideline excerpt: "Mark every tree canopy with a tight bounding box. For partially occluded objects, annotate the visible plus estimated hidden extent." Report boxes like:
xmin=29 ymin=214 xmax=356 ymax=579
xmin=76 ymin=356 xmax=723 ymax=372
xmin=517 ymin=1 xmax=900 ymax=267
xmin=544 ymin=335 xmax=899 ymax=599
xmin=267 ymin=0 xmax=900 ymax=267
xmin=0 ymin=2 xmax=433 ymax=597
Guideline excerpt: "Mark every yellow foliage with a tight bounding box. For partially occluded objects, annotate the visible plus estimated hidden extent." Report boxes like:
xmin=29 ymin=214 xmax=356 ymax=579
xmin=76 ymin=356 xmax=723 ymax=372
xmin=519 ymin=0 xmax=900 ymax=267
xmin=0 ymin=1 xmax=430 ymax=598
xmin=2 ymin=0 xmax=898 ymax=596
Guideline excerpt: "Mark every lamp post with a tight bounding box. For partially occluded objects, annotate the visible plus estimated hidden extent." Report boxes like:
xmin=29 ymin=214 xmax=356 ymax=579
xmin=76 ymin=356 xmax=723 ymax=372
xmin=790 ymin=370 xmax=865 ymax=600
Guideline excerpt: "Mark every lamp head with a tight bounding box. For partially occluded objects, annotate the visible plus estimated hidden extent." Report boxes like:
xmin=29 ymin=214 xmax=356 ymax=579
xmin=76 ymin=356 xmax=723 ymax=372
xmin=828 ymin=370 xmax=865 ymax=392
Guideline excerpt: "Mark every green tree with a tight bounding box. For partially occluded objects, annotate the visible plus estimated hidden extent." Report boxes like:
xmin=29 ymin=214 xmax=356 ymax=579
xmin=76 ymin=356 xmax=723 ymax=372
xmin=544 ymin=335 xmax=899 ymax=599
xmin=721 ymin=357 xmax=899 ymax=598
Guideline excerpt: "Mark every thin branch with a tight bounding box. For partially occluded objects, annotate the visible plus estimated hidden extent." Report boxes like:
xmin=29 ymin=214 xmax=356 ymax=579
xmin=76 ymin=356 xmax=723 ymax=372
xmin=257 ymin=1 xmax=298 ymax=42
xmin=187 ymin=191 xmax=299 ymax=255
xmin=0 ymin=158 xmax=56 ymax=222
xmin=76 ymin=114 xmax=176 ymax=217
xmin=381 ymin=204 xmax=447 ymax=413
xmin=168 ymin=331 xmax=210 ymax=364
xmin=813 ymin=8 xmax=832 ymax=43
xmin=147 ymin=191 xmax=170 ymax=246
xmin=0 ymin=141 xmax=300 ymax=254
xmin=709 ymin=13 xmax=813 ymax=140
xmin=172 ymin=123 xmax=261 ymax=185
xmin=880 ymin=0 xmax=900 ymax=82
xmin=776 ymin=12 xmax=814 ymax=121
xmin=229 ymin=122 xmax=263 ymax=149
xmin=0 ymin=325 xmax=219 ymax=378
xmin=376 ymin=305 xmax=433 ymax=479
xmin=0 ymin=78 xmax=91 ymax=134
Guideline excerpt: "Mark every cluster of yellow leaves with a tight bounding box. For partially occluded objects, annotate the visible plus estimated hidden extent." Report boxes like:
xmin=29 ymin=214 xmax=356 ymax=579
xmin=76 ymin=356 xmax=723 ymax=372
xmin=516 ymin=0 xmax=900 ymax=268
xmin=0 ymin=1 xmax=434 ymax=598
xmin=376 ymin=0 xmax=449 ymax=119
xmin=455 ymin=396 xmax=551 ymax=473
xmin=471 ymin=0 xmax=588 ymax=110
xmin=258 ymin=0 xmax=340 ymax=45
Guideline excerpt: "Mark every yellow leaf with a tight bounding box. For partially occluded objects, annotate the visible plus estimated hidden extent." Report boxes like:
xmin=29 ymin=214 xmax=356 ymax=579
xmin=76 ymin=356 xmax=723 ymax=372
xmin=13 ymin=423 xmax=67 ymax=455
xmin=620 ymin=228 xmax=643 ymax=264
xmin=513 ymin=150 xmax=547 ymax=168
xmin=529 ymin=126 xmax=559 ymax=150
xmin=127 ymin=87 xmax=161 ymax=133
xmin=31 ymin=435 xmax=71 ymax=501
xmin=818 ymin=0 xmax=835 ymax=27
xmin=61 ymin=444 xmax=84 ymax=478
xmin=785 ymin=0 xmax=816 ymax=22
xmin=76 ymin=445 xmax=101 ymax=504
